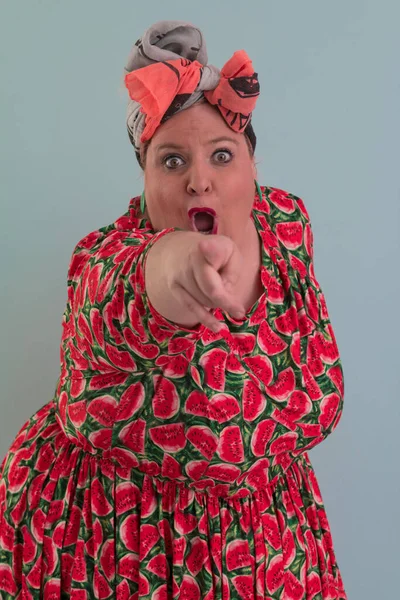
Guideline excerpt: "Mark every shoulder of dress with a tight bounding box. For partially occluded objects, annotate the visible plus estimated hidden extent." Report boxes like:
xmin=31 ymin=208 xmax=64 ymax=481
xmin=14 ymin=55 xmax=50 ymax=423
xmin=71 ymin=222 xmax=116 ymax=254
xmin=259 ymin=185 xmax=311 ymax=223
xmin=71 ymin=197 xmax=153 ymax=254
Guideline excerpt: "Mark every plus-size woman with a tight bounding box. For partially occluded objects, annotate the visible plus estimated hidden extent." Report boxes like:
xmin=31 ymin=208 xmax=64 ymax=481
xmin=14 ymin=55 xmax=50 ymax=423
xmin=0 ymin=20 xmax=347 ymax=600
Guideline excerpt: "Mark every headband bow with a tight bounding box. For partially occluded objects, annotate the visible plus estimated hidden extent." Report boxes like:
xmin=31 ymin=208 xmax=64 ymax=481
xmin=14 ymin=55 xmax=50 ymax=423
xmin=124 ymin=50 xmax=259 ymax=144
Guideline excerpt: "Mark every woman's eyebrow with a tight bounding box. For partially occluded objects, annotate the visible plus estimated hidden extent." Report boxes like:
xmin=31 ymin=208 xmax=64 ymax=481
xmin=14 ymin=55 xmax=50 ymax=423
xmin=155 ymin=143 xmax=185 ymax=153
xmin=208 ymin=136 xmax=239 ymax=146
xmin=154 ymin=136 xmax=239 ymax=154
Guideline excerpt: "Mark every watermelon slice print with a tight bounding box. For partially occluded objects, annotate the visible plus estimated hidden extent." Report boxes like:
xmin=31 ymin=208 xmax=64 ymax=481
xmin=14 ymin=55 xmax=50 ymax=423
xmin=186 ymin=426 xmax=218 ymax=460
xmin=269 ymin=190 xmax=296 ymax=213
xmin=119 ymin=419 xmax=146 ymax=453
xmin=161 ymin=453 xmax=185 ymax=480
xmin=204 ymin=463 xmax=241 ymax=483
xmin=226 ymin=539 xmax=254 ymax=571
xmin=0 ymin=187 xmax=347 ymax=599
xmin=251 ymin=419 xmax=276 ymax=457
xmin=266 ymin=553 xmax=284 ymax=594
xmin=243 ymin=354 xmax=273 ymax=386
xmin=217 ymin=426 xmax=244 ymax=463
xmin=124 ymin=327 xmax=159 ymax=359
xmin=199 ymin=348 xmax=227 ymax=391
xmin=178 ymin=575 xmax=201 ymax=600
xmin=149 ymin=423 xmax=186 ymax=453
xmin=232 ymin=574 xmax=255 ymax=599
xmin=115 ymin=382 xmax=145 ymax=421
xmin=261 ymin=268 xmax=285 ymax=304
xmin=186 ymin=537 xmax=208 ymax=577
xmin=257 ymin=321 xmax=288 ymax=355
xmin=115 ymin=482 xmax=140 ymax=516
xmin=87 ymin=396 xmax=117 ymax=427
xmin=120 ymin=514 xmax=139 ymax=553
xmin=276 ymin=221 xmax=303 ymax=250
xmin=173 ymin=536 xmax=187 ymax=566
xmin=266 ymin=367 xmax=296 ymax=401
xmin=185 ymin=460 xmax=209 ymax=482
xmin=139 ymin=523 xmax=160 ymax=560
xmin=243 ymin=379 xmax=266 ymax=421
xmin=152 ymin=375 xmax=180 ymax=419
xmin=208 ymin=393 xmax=241 ymax=423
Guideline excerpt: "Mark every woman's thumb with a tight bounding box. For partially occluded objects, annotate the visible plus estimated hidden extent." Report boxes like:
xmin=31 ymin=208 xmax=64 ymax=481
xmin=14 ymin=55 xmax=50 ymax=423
xmin=199 ymin=237 xmax=226 ymax=271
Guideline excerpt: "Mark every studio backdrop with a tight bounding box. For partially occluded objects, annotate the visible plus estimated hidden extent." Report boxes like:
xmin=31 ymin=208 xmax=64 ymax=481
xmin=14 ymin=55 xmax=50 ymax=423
xmin=1 ymin=2 xmax=399 ymax=599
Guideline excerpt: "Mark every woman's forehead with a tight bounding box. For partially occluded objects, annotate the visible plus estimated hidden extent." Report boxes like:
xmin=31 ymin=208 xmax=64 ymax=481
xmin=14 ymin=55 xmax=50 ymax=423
xmin=150 ymin=103 xmax=243 ymax=148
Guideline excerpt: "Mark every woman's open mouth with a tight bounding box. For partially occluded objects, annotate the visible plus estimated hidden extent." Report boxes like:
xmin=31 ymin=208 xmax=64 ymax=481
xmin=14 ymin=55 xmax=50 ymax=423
xmin=188 ymin=207 xmax=218 ymax=235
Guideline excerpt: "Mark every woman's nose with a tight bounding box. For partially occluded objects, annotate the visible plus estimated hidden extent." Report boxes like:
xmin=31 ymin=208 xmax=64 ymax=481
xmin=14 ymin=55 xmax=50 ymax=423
xmin=186 ymin=166 xmax=212 ymax=196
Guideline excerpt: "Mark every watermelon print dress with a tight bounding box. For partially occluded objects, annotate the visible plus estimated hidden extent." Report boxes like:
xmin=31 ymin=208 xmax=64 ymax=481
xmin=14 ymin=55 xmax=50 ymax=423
xmin=0 ymin=186 xmax=347 ymax=600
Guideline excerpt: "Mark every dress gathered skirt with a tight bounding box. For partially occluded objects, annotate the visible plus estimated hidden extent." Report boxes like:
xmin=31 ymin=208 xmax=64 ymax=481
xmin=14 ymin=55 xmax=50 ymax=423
xmin=0 ymin=186 xmax=347 ymax=599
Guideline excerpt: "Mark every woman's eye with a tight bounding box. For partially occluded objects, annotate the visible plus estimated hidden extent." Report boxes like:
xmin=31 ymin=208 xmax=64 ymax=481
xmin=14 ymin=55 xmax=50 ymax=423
xmin=213 ymin=149 xmax=233 ymax=163
xmin=164 ymin=155 xmax=184 ymax=169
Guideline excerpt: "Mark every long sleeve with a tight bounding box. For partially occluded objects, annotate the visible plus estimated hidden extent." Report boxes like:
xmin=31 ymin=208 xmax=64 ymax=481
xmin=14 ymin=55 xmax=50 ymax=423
xmin=251 ymin=188 xmax=345 ymax=459
xmin=62 ymin=217 xmax=192 ymax=382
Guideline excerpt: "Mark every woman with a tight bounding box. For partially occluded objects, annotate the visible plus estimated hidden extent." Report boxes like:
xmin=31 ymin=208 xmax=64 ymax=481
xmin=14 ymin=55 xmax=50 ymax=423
xmin=0 ymin=20 xmax=347 ymax=600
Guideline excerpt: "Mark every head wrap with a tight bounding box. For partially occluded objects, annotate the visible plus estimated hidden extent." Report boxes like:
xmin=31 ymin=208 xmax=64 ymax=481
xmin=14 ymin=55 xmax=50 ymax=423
xmin=124 ymin=20 xmax=259 ymax=166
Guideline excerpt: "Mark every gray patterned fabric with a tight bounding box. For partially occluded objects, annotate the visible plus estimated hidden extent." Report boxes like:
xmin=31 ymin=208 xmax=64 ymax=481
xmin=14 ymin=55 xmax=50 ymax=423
xmin=124 ymin=20 xmax=257 ymax=166
xmin=124 ymin=21 xmax=221 ymax=159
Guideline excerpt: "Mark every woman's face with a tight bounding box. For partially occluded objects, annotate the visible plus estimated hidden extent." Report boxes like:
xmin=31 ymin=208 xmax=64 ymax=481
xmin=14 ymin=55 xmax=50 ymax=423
xmin=143 ymin=102 xmax=256 ymax=249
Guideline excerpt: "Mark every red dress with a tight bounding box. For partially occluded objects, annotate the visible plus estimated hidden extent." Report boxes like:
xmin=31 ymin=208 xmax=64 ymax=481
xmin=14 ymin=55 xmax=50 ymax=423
xmin=0 ymin=186 xmax=347 ymax=599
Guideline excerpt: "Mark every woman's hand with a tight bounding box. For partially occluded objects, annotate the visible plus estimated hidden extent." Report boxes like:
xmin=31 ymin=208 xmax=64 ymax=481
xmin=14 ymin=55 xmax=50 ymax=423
xmin=167 ymin=234 xmax=247 ymax=332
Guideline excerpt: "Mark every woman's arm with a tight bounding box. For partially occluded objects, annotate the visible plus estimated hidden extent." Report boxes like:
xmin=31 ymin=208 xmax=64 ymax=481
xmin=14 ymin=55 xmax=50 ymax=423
xmin=265 ymin=191 xmax=345 ymax=447
xmin=65 ymin=221 xmax=245 ymax=378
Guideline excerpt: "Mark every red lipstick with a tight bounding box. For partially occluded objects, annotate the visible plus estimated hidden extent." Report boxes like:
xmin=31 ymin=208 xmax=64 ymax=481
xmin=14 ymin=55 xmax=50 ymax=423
xmin=188 ymin=207 xmax=218 ymax=235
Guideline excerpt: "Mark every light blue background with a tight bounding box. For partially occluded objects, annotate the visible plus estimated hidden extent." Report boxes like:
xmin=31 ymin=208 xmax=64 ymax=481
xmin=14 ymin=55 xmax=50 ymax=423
xmin=1 ymin=1 xmax=399 ymax=597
